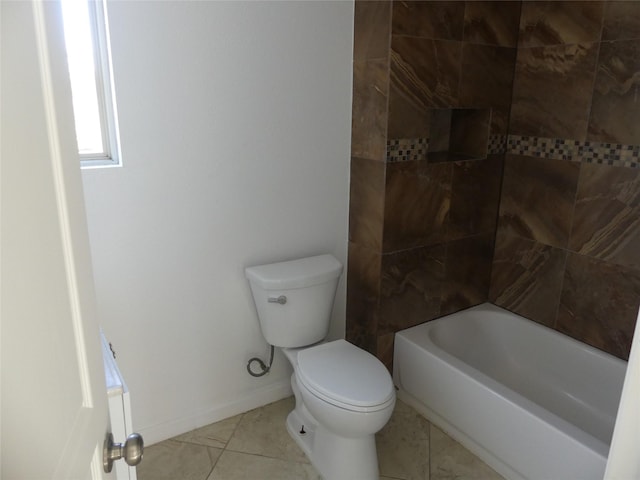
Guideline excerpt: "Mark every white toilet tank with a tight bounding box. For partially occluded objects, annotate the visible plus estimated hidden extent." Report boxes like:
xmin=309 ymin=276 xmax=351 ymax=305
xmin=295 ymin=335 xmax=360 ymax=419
xmin=245 ymin=254 xmax=343 ymax=348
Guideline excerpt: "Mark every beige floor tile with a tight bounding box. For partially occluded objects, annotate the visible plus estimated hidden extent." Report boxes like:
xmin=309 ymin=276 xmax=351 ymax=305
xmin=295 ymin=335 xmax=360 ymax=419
xmin=137 ymin=439 xmax=222 ymax=480
xmin=173 ymin=414 xmax=243 ymax=449
xmin=225 ymin=397 xmax=309 ymax=464
xmin=207 ymin=450 xmax=320 ymax=480
xmin=139 ymin=396 xmax=504 ymax=480
xmin=376 ymin=399 xmax=429 ymax=480
xmin=429 ymin=425 xmax=504 ymax=480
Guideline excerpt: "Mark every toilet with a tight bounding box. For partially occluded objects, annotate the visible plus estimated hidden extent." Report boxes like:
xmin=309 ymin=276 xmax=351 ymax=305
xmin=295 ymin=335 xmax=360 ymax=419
xmin=245 ymin=254 xmax=395 ymax=480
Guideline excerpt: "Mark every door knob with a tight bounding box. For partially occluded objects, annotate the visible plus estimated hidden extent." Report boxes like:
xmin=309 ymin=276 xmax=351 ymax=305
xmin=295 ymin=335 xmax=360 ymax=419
xmin=103 ymin=432 xmax=144 ymax=473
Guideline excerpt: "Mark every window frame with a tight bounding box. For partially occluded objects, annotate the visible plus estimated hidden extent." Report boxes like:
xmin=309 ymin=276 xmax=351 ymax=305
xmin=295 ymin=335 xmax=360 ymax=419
xmin=71 ymin=0 xmax=122 ymax=169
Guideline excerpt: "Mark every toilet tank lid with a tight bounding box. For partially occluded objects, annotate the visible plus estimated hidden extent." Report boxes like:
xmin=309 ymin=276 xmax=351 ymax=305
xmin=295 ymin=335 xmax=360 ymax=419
xmin=245 ymin=254 xmax=343 ymax=290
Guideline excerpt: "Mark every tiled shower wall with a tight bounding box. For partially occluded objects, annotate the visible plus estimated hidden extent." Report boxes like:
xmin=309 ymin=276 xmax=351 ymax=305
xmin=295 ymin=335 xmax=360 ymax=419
xmin=490 ymin=1 xmax=640 ymax=360
xmin=348 ymin=0 xmax=640 ymax=368
xmin=348 ymin=1 xmax=520 ymax=369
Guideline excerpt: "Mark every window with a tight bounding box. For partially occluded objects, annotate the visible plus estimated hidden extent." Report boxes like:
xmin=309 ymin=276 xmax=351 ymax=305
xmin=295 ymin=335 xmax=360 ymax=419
xmin=61 ymin=0 xmax=121 ymax=168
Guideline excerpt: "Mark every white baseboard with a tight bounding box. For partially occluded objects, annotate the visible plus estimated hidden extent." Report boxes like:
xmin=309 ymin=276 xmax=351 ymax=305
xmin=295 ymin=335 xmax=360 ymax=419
xmin=139 ymin=379 xmax=293 ymax=445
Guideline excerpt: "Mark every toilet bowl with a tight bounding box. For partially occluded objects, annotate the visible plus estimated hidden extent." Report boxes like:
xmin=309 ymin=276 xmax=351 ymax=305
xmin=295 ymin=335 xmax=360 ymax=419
xmin=283 ymin=340 xmax=395 ymax=479
xmin=245 ymin=254 xmax=396 ymax=479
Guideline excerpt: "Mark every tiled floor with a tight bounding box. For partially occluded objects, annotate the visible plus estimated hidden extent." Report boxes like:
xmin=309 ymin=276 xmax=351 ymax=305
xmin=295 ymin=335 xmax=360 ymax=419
xmin=137 ymin=397 xmax=504 ymax=480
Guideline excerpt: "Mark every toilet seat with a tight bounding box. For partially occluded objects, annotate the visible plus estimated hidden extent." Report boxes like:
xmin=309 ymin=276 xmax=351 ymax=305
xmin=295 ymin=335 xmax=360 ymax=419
xmin=296 ymin=339 xmax=395 ymax=412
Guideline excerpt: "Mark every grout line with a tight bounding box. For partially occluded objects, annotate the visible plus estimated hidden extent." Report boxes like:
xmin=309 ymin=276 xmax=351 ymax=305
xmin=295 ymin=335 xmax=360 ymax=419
xmin=205 ymin=447 xmax=221 ymax=480
xmin=223 ymin=412 xmax=245 ymax=451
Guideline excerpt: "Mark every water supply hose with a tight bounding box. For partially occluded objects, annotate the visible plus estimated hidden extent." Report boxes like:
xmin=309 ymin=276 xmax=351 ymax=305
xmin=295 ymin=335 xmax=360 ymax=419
xmin=246 ymin=344 xmax=275 ymax=377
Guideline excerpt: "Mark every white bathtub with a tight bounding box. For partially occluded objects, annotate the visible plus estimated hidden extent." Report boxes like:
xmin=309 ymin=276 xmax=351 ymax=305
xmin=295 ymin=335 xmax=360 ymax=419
xmin=393 ymin=303 xmax=627 ymax=480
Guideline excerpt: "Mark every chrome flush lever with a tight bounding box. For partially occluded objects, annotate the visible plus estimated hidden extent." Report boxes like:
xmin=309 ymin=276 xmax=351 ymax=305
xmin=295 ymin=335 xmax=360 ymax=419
xmin=268 ymin=295 xmax=287 ymax=305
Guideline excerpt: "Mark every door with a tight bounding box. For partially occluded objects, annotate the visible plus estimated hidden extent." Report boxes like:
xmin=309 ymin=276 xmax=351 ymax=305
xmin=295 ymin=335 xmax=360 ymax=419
xmin=605 ymin=306 xmax=640 ymax=479
xmin=1 ymin=1 xmax=113 ymax=478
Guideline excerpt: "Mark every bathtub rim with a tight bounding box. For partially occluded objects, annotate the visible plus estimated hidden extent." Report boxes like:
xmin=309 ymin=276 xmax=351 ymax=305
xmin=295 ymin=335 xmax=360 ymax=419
xmin=423 ymin=303 xmax=626 ymax=373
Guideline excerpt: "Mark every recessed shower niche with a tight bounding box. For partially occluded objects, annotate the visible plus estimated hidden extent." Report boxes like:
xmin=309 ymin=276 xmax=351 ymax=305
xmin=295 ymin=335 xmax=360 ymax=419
xmin=427 ymin=108 xmax=491 ymax=163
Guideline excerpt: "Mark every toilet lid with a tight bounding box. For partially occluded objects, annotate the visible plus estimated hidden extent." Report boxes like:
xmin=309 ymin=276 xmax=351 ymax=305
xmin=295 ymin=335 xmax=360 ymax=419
xmin=296 ymin=339 xmax=395 ymax=409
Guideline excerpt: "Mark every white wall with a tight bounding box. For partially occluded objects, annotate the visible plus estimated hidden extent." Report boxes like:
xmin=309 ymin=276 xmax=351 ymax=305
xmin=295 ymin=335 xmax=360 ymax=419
xmin=81 ymin=0 xmax=354 ymax=445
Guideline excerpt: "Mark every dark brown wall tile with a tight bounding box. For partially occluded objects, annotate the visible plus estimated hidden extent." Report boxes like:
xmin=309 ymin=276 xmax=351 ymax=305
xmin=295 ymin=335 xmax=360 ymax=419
xmin=498 ymin=155 xmax=580 ymax=248
xmin=390 ymin=36 xmax=461 ymax=109
xmin=345 ymin=314 xmax=377 ymax=356
xmin=459 ymin=44 xmax=517 ymax=110
xmin=558 ymin=253 xmax=640 ymax=360
xmin=350 ymin=0 xmax=640 ymax=366
xmin=588 ymin=40 xmax=640 ymax=145
xmin=441 ymin=233 xmax=494 ymax=315
xmin=388 ymin=77 xmax=431 ymax=139
xmin=570 ymin=163 xmax=640 ymax=269
xmin=602 ymin=1 xmax=640 ymax=42
xmin=429 ymin=109 xmax=453 ymax=153
xmin=490 ymin=108 xmax=511 ymax=136
xmin=518 ymin=1 xmax=605 ymax=47
xmin=377 ymin=333 xmax=395 ymax=373
xmin=379 ymin=245 xmax=445 ymax=334
xmin=489 ymin=232 xmax=566 ymax=328
xmin=346 ymin=242 xmax=381 ymax=355
xmin=510 ymin=43 xmax=599 ymax=140
xmin=347 ymin=242 xmax=382 ymax=304
xmin=463 ymin=1 xmax=521 ymax=47
xmin=353 ymin=1 xmax=391 ymax=62
xmin=351 ymin=59 xmax=389 ymax=161
xmin=383 ymin=161 xmax=452 ymax=252
xmin=349 ymin=157 xmax=386 ymax=250
xmin=392 ymin=1 xmax=465 ymax=40
xmin=449 ymin=155 xmax=503 ymax=240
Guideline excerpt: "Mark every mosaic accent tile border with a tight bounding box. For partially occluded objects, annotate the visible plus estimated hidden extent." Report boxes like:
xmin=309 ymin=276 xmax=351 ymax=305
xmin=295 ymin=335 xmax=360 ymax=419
xmin=488 ymin=134 xmax=507 ymax=155
xmin=508 ymin=135 xmax=640 ymax=168
xmin=386 ymin=135 xmax=640 ymax=167
xmin=386 ymin=138 xmax=428 ymax=162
